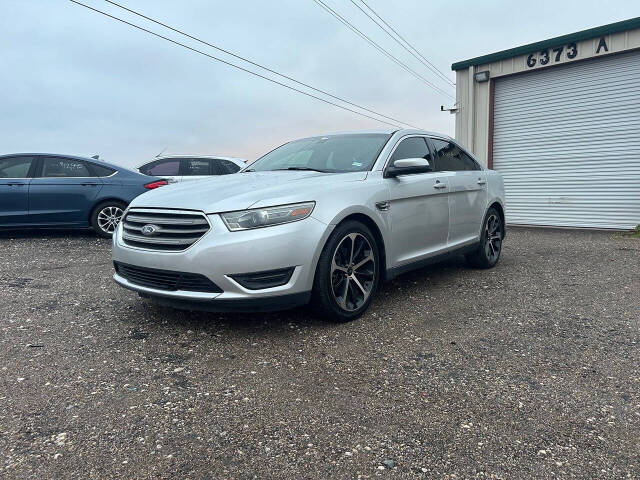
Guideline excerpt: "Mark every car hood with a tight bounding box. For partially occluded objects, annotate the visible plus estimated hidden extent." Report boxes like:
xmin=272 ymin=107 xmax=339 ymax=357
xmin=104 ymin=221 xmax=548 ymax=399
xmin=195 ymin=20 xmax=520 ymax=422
xmin=130 ymin=170 xmax=368 ymax=212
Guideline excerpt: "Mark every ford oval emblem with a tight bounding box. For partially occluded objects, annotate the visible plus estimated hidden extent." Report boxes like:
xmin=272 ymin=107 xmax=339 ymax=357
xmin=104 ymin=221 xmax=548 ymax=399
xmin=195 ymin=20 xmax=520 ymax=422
xmin=141 ymin=224 xmax=160 ymax=236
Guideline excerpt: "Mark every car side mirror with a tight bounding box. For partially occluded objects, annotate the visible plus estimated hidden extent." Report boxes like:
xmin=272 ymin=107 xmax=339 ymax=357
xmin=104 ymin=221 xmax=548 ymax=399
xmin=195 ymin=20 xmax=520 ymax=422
xmin=385 ymin=158 xmax=432 ymax=178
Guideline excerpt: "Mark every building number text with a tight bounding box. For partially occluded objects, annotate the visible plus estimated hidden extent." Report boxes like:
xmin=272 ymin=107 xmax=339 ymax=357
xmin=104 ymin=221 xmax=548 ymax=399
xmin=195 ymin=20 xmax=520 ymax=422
xmin=526 ymin=43 xmax=578 ymax=68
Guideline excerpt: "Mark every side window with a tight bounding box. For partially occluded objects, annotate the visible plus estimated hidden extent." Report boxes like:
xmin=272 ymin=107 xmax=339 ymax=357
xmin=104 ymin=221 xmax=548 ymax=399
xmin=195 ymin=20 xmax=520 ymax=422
xmin=41 ymin=157 xmax=91 ymax=177
xmin=0 ymin=156 xmax=33 ymax=178
xmin=458 ymin=151 xmax=480 ymax=171
xmin=143 ymin=159 xmax=180 ymax=176
xmin=89 ymin=163 xmax=116 ymax=177
xmin=217 ymin=159 xmax=241 ymax=175
xmin=390 ymin=137 xmax=433 ymax=163
xmin=431 ymin=139 xmax=480 ymax=171
xmin=183 ymin=158 xmax=210 ymax=176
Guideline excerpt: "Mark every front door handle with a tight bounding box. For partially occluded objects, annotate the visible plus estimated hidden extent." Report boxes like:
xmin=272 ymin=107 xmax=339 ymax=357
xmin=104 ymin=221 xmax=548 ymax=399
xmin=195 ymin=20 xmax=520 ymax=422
xmin=433 ymin=182 xmax=447 ymax=189
xmin=7 ymin=182 xmax=26 ymax=186
xmin=477 ymin=179 xmax=487 ymax=185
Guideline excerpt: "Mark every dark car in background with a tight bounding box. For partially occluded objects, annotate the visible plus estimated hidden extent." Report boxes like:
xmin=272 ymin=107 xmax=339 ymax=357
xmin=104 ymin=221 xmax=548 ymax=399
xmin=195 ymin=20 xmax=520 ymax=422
xmin=0 ymin=153 xmax=167 ymax=238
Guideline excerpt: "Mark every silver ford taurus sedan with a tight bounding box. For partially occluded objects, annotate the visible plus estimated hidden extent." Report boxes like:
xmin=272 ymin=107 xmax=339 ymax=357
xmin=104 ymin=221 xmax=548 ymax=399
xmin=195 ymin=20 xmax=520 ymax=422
xmin=112 ymin=129 xmax=505 ymax=322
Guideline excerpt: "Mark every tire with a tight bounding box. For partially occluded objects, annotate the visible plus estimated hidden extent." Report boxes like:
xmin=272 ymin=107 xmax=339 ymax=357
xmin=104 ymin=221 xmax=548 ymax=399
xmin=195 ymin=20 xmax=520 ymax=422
xmin=466 ymin=207 xmax=504 ymax=269
xmin=91 ymin=200 xmax=127 ymax=238
xmin=311 ymin=220 xmax=380 ymax=322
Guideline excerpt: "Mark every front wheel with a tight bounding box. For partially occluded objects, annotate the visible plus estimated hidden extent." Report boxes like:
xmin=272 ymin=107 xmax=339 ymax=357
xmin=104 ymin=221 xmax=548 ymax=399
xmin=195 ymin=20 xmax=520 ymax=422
xmin=91 ymin=201 xmax=126 ymax=238
xmin=466 ymin=207 xmax=504 ymax=268
xmin=311 ymin=221 xmax=380 ymax=322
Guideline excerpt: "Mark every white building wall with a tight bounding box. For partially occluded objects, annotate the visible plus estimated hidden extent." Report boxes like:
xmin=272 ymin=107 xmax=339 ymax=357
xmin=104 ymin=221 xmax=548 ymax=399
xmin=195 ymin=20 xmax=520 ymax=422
xmin=454 ymin=26 xmax=640 ymax=166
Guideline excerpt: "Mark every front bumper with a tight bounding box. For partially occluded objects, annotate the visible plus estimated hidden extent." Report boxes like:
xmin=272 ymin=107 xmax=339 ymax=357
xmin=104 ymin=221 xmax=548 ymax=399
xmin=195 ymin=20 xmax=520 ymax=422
xmin=112 ymin=211 xmax=332 ymax=310
xmin=134 ymin=289 xmax=312 ymax=313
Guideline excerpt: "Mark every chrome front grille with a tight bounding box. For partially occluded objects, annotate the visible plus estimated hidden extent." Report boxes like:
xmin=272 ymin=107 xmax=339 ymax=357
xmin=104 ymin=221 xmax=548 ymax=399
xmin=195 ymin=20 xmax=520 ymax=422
xmin=122 ymin=209 xmax=210 ymax=251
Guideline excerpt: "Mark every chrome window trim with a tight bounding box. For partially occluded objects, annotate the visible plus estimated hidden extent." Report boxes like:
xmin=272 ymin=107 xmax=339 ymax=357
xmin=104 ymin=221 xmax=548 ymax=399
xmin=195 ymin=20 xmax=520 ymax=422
xmin=99 ymin=170 xmax=118 ymax=178
xmin=31 ymin=176 xmax=103 ymax=180
xmin=31 ymin=170 xmax=118 ymax=179
xmin=89 ymin=168 xmax=119 ymax=178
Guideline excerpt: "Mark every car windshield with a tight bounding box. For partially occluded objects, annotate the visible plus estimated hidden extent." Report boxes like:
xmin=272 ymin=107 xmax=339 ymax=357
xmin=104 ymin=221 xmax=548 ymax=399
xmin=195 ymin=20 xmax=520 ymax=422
xmin=247 ymin=134 xmax=391 ymax=173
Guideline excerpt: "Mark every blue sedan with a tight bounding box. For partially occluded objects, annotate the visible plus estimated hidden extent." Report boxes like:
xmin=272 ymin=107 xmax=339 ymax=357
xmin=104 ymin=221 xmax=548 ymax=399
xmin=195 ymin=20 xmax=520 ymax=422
xmin=0 ymin=153 xmax=167 ymax=237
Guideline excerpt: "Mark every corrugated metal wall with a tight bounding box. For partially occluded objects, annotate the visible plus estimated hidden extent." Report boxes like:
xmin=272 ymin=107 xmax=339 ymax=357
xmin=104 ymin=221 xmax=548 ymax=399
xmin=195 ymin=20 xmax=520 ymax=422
xmin=455 ymin=27 xmax=640 ymax=169
xmin=492 ymin=50 xmax=640 ymax=229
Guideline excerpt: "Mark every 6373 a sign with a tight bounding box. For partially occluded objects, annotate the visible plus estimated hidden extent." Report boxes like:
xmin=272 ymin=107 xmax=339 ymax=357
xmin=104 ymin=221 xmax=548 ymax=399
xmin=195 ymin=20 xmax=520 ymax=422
xmin=526 ymin=42 xmax=578 ymax=68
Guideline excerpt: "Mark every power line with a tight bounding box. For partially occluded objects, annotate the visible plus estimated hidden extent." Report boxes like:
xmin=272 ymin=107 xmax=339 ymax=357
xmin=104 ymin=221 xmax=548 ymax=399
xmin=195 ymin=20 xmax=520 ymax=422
xmin=351 ymin=0 xmax=455 ymax=87
xmin=67 ymin=0 xmax=413 ymax=129
xmin=103 ymin=0 xmax=419 ymax=129
xmin=357 ymin=0 xmax=454 ymax=87
xmin=312 ymin=0 xmax=454 ymax=100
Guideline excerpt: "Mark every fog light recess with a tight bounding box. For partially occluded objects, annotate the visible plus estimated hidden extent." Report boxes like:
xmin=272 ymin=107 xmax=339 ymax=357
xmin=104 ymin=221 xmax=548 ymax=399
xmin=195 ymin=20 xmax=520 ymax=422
xmin=230 ymin=267 xmax=295 ymax=290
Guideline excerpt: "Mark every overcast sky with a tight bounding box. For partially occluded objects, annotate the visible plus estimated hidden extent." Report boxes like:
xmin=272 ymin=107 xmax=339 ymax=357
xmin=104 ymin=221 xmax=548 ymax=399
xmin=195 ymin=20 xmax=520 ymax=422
xmin=1 ymin=1 xmax=637 ymax=167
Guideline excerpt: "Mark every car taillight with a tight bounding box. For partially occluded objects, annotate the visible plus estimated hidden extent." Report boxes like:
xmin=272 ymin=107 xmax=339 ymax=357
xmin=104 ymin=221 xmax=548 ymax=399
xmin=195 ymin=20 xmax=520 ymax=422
xmin=144 ymin=180 xmax=168 ymax=189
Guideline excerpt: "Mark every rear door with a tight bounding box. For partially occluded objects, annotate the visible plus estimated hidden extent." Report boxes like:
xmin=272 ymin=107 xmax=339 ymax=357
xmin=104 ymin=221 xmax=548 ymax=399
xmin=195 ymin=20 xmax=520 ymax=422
xmin=0 ymin=155 xmax=36 ymax=225
xmin=28 ymin=157 xmax=103 ymax=225
xmin=180 ymin=158 xmax=211 ymax=181
xmin=430 ymin=138 xmax=487 ymax=246
xmin=384 ymin=136 xmax=450 ymax=266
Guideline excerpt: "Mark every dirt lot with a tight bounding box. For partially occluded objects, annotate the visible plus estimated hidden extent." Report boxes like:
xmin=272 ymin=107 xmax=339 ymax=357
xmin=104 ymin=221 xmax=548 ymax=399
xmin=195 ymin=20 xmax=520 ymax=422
xmin=1 ymin=227 xmax=638 ymax=479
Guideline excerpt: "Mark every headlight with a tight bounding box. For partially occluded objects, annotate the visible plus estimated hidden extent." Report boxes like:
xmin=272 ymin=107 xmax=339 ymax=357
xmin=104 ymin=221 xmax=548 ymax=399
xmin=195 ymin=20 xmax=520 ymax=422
xmin=218 ymin=202 xmax=315 ymax=231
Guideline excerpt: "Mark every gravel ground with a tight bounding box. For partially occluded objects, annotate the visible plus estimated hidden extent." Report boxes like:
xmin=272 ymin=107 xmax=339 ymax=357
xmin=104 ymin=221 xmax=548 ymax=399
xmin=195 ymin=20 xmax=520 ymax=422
xmin=1 ymin=227 xmax=638 ymax=479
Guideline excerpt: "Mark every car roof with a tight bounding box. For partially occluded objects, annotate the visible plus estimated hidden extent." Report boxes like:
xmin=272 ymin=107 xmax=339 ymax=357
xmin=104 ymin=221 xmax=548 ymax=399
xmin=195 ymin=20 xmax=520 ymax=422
xmin=294 ymin=128 xmax=453 ymax=140
xmin=393 ymin=128 xmax=454 ymax=140
xmin=0 ymin=153 xmax=126 ymax=171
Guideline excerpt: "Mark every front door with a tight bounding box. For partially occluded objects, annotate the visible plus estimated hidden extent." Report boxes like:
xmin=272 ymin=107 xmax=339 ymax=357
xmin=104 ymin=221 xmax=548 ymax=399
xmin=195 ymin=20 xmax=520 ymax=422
xmin=385 ymin=136 xmax=450 ymax=267
xmin=430 ymin=139 xmax=488 ymax=246
xmin=28 ymin=157 xmax=103 ymax=225
xmin=0 ymin=155 xmax=35 ymax=225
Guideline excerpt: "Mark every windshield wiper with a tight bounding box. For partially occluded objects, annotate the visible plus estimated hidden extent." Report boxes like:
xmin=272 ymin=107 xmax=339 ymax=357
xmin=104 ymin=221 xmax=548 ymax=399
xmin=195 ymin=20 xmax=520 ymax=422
xmin=274 ymin=166 xmax=329 ymax=173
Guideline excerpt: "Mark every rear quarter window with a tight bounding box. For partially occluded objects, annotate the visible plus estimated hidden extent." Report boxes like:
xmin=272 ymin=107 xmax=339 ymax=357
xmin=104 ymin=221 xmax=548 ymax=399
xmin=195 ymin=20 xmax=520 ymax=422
xmin=141 ymin=160 xmax=181 ymax=176
xmin=431 ymin=139 xmax=480 ymax=171
xmin=89 ymin=163 xmax=117 ymax=177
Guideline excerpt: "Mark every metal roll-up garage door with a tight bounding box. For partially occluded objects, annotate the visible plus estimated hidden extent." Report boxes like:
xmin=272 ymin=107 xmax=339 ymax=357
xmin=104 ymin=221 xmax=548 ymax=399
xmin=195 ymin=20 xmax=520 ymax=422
xmin=492 ymin=50 xmax=640 ymax=229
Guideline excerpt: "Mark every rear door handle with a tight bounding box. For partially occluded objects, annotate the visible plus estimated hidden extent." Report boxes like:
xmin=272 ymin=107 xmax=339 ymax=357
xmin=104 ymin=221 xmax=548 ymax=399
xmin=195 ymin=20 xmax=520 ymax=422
xmin=433 ymin=183 xmax=447 ymax=189
xmin=477 ymin=179 xmax=487 ymax=185
xmin=81 ymin=182 xmax=99 ymax=186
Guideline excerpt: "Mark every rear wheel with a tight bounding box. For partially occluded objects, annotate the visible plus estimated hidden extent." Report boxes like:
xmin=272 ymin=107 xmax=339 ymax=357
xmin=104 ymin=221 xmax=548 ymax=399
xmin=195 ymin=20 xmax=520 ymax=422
xmin=312 ymin=221 xmax=380 ymax=322
xmin=466 ymin=207 xmax=504 ymax=268
xmin=91 ymin=201 xmax=126 ymax=238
